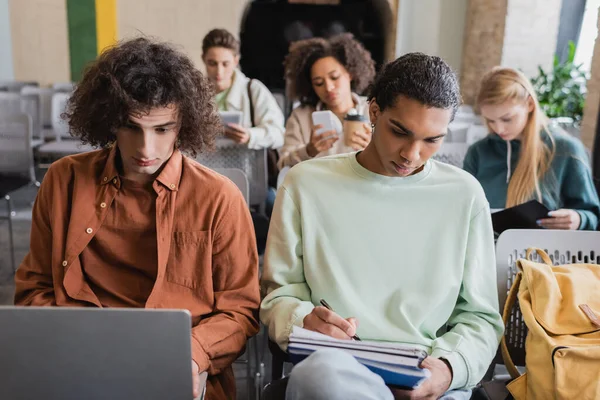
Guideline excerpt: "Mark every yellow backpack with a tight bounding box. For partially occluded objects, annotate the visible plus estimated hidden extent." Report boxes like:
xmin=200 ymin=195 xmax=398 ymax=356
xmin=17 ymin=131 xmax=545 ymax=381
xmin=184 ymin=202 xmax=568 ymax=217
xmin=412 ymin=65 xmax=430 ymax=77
xmin=501 ymin=248 xmax=600 ymax=399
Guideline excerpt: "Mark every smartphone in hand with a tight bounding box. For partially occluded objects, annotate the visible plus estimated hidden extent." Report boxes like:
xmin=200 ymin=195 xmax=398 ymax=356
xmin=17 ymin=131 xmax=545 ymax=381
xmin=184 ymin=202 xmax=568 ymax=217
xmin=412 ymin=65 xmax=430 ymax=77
xmin=312 ymin=110 xmax=340 ymax=139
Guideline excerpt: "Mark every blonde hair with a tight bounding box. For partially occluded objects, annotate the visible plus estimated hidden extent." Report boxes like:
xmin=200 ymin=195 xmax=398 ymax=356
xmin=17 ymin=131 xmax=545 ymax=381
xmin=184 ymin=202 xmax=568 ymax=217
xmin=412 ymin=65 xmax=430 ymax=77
xmin=476 ymin=67 xmax=555 ymax=208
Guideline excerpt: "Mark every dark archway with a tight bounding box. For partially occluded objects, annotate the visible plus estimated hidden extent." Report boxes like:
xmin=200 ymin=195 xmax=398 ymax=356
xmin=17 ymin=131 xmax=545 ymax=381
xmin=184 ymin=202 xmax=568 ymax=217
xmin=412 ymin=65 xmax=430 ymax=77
xmin=239 ymin=0 xmax=393 ymax=92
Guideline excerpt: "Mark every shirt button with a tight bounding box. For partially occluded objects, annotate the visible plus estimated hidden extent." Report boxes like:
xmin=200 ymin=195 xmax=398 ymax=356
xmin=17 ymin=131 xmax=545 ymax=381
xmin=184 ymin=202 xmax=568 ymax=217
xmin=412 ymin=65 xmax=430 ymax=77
xmin=86 ymin=228 xmax=93 ymax=234
xmin=103 ymin=177 xmax=108 ymax=182
xmin=112 ymin=178 xmax=117 ymax=184
xmin=62 ymin=260 xmax=68 ymax=267
xmin=170 ymin=184 xmax=175 ymax=189
xmin=100 ymin=202 xmax=106 ymax=208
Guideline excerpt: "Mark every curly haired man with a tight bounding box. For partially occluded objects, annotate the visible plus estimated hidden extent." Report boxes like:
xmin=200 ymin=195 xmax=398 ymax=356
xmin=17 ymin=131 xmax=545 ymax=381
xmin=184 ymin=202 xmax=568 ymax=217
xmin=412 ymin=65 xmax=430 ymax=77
xmin=14 ymin=37 xmax=259 ymax=400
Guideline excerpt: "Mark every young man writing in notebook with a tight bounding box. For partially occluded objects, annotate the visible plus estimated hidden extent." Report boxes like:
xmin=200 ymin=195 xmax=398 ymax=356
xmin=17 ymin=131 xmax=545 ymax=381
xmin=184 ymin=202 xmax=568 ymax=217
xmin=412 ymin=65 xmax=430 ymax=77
xmin=14 ymin=38 xmax=260 ymax=400
xmin=260 ymin=53 xmax=504 ymax=400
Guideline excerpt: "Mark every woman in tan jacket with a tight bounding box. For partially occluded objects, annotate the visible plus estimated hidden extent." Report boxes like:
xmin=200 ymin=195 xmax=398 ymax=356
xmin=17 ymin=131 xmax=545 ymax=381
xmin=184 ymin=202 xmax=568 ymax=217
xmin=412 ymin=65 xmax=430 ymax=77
xmin=278 ymin=34 xmax=376 ymax=169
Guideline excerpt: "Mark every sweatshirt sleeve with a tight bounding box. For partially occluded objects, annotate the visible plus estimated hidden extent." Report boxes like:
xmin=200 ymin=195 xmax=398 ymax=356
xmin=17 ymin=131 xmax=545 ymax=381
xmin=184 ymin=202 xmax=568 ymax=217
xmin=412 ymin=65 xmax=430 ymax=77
xmin=430 ymin=204 xmax=504 ymax=390
xmin=277 ymin=110 xmax=312 ymax=169
xmin=559 ymin=148 xmax=600 ymax=230
xmin=259 ymin=185 xmax=315 ymax=350
xmin=246 ymin=80 xmax=285 ymax=150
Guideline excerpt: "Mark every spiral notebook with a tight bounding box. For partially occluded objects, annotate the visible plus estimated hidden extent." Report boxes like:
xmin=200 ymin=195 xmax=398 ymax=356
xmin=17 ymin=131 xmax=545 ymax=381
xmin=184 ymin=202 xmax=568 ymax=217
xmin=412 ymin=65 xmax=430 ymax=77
xmin=287 ymin=327 xmax=431 ymax=389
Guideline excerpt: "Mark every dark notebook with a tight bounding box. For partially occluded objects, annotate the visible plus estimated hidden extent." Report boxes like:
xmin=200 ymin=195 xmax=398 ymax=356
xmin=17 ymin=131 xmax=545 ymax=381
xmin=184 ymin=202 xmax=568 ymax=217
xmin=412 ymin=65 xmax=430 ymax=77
xmin=491 ymin=200 xmax=550 ymax=234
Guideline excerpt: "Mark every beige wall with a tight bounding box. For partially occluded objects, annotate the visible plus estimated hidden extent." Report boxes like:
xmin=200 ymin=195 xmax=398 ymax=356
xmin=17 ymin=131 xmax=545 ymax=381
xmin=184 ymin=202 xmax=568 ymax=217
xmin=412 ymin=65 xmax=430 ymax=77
xmin=460 ymin=0 xmax=508 ymax=105
xmin=501 ymin=0 xmax=562 ymax=78
xmin=117 ymin=0 xmax=251 ymax=74
xmin=460 ymin=0 xmax=563 ymax=106
xmin=395 ymin=0 xmax=468 ymax=73
xmin=581 ymin=9 xmax=600 ymax=150
xmin=383 ymin=0 xmax=399 ymax=62
xmin=9 ymin=0 xmax=70 ymax=86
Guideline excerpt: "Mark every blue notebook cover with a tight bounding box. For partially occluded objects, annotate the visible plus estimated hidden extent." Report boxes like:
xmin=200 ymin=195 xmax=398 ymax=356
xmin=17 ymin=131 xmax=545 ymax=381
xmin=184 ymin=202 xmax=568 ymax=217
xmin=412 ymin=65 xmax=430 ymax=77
xmin=288 ymin=352 xmax=430 ymax=389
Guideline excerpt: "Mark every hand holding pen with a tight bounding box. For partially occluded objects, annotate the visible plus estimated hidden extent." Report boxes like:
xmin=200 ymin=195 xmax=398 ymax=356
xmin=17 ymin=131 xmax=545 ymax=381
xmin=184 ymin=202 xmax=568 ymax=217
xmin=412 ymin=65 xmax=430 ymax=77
xmin=302 ymin=298 xmax=361 ymax=341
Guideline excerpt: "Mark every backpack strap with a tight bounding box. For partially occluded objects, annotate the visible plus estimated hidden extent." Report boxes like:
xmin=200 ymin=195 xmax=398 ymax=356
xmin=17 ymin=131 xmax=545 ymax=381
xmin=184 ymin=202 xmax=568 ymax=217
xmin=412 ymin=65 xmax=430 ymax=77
xmin=247 ymin=79 xmax=255 ymax=127
xmin=526 ymin=248 xmax=552 ymax=265
xmin=501 ymin=271 xmax=523 ymax=380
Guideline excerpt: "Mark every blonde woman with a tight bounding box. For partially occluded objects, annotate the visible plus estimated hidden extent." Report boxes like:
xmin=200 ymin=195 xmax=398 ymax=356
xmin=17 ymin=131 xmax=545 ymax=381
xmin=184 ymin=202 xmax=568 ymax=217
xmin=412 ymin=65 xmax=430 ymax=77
xmin=463 ymin=67 xmax=600 ymax=230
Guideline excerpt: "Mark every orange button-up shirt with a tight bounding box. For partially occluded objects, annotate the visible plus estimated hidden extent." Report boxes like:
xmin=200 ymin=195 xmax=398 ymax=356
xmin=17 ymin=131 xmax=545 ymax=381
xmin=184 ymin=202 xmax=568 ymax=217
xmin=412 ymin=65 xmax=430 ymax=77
xmin=14 ymin=146 xmax=260 ymax=400
xmin=81 ymin=175 xmax=158 ymax=307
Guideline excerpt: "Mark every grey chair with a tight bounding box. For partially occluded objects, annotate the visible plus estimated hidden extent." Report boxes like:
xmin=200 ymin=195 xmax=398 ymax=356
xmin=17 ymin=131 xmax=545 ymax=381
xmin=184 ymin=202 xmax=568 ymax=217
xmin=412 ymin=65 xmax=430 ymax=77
xmin=0 ymin=81 xmax=38 ymax=93
xmin=475 ymin=229 xmax=600 ymax=400
xmin=213 ymin=167 xmax=265 ymax=399
xmin=495 ymin=229 xmax=600 ymax=371
xmin=196 ymin=139 xmax=268 ymax=213
xmin=213 ymin=168 xmax=250 ymax=205
xmin=0 ymin=114 xmax=39 ymax=272
xmin=50 ymin=91 xmax=70 ymax=140
xmin=52 ymin=82 xmax=75 ymax=92
xmin=21 ymin=85 xmax=55 ymax=136
xmin=431 ymin=142 xmax=469 ymax=168
xmin=0 ymin=92 xmax=43 ymax=147
xmin=36 ymin=92 xmax=94 ymax=168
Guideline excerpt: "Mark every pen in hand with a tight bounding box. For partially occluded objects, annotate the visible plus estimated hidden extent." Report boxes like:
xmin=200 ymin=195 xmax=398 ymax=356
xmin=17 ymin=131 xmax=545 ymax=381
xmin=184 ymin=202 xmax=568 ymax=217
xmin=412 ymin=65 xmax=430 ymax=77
xmin=319 ymin=299 xmax=361 ymax=341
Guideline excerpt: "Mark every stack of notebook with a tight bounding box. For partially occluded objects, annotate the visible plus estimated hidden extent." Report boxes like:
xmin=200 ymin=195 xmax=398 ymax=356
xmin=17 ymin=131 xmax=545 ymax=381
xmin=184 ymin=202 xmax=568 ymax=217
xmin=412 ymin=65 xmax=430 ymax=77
xmin=288 ymin=327 xmax=431 ymax=389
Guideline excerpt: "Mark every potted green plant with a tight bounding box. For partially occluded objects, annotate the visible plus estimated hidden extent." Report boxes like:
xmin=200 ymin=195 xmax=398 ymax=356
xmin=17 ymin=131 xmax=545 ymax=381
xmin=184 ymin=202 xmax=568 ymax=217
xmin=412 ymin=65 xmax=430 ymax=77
xmin=531 ymin=41 xmax=588 ymax=137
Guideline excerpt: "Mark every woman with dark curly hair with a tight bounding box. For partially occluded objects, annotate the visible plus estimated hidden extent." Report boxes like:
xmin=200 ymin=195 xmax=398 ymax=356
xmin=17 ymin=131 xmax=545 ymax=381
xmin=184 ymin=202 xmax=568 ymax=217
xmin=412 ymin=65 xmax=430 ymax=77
xmin=278 ymin=33 xmax=376 ymax=169
xmin=14 ymin=37 xmax=259 ymax=400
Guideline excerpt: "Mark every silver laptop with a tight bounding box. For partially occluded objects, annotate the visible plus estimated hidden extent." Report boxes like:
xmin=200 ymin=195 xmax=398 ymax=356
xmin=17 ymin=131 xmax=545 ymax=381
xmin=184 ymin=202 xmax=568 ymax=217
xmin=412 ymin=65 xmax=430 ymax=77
xmin=0 ymin=307 xmax=196 ymax=400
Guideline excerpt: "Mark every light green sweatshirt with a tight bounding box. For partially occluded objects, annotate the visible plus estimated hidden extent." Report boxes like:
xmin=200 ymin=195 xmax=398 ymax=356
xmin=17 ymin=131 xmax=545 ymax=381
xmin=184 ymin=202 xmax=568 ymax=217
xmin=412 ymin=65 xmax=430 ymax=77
xmin=260 ymin=152 xmax=504 ymax=390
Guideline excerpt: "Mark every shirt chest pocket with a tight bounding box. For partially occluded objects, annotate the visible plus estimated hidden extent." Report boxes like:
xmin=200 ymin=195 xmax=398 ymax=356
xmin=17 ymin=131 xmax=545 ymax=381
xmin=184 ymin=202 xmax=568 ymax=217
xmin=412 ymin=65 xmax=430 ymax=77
xmin=166 ymin=230 xmax=211 ymax=289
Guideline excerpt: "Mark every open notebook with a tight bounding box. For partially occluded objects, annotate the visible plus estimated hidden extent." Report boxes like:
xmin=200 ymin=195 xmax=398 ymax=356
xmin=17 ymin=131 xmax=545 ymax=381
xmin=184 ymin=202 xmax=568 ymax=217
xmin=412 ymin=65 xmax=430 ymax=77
xmin=288 ymin=327 xmax=431 ymax=389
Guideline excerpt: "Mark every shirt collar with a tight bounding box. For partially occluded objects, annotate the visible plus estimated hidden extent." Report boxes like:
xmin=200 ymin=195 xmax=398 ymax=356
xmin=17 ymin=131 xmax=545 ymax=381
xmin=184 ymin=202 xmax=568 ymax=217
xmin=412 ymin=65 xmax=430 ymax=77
xmin=155 ymin=149 xmax=183 ymax=191
xmin=98 ymin=145 xmax=183 ymax=191
xmin=99 ymin=145 xmax=120 ymax=186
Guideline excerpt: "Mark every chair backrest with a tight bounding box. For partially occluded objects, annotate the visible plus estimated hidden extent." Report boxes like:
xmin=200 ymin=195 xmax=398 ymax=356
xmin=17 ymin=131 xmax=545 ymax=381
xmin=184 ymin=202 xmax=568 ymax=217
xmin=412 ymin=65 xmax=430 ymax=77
xmin=213 ymin=168 xmax=249 ymax=205
xmin=447 ymin=121 xmax=470 ymax=142
xmin=196 ymin=139 xmax=268 ymax=208
xmin=458 ymin=104 xmax=474 ymax=115
xmin=466 ymin=123 xmax=488 ymax=145
xmin=52 ymin=82 xmax=75 ymax=92
xmin=0 ymin=113 xmax=35 ymax=181
xmin=20 ymin=93 xmax=42 ymax=140
xmin=0 ymin=92 xmax=41 ymax=140
xmin=0 ymin=92 xmax=22 ymax=116
xmin=0 ymin=80 xmax=38 ymax=93
xmin=51 ymin=92 xmax=70 ymax=140
xmin=22 ymin=85 xmax=54 ymax=128
xmin=432 ymin=142 xmax=469 ymax=168
xmin=495 ymin=229 xmax=600 ymax=366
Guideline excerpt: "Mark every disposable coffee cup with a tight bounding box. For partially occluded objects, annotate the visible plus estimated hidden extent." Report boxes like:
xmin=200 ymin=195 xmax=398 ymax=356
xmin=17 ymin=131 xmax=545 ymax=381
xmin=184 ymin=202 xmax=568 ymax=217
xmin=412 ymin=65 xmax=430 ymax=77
xmin=343 ymin=112 xmax=370 ymax=147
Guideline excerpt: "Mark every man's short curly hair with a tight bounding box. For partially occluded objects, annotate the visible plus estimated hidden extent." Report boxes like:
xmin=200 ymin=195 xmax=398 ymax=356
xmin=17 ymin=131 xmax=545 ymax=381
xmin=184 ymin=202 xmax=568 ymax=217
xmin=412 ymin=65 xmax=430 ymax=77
xmin=284 ymin=33 xmax=376 ymax=106
xmin=65 ymin=37 xmax=221 ymax=157
xmin=368 ymin=53 xmax=461 ymax=119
